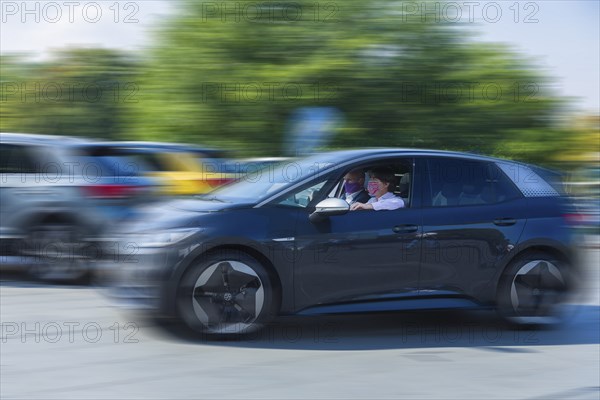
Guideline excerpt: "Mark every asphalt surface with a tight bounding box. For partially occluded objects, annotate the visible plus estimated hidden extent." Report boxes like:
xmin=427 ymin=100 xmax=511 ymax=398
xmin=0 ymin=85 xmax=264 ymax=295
xmin=1 ymin=247 xmax=599 ymax=399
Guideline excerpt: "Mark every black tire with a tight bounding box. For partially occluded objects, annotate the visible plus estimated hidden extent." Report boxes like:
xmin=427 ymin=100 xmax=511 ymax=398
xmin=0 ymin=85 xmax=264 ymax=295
xmin=496 ymin=251 xmax=573 ymax=327
xmin=176 ymin=250 xmax=280 ymax=338
xmin=24 ymin=224 xmax=91 ymax=283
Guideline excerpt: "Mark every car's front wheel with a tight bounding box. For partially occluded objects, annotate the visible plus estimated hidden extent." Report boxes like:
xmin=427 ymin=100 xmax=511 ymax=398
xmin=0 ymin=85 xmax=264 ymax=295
xmin=497 ymin=251 xmax=573 ymax=327
xmin=24 ymin=223 xmax=91 ymax=283
xmin=176 ymin=250 xmax=279 ymax=337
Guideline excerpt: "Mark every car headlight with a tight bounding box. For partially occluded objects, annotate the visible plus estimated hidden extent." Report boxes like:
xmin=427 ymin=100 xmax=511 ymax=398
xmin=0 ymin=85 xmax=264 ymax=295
xmin=136 ymin=228 xmax=200 ymax=248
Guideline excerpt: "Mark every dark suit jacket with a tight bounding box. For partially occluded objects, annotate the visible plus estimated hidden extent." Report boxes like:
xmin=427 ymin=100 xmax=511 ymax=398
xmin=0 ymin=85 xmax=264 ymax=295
xmin=344 ymin=189 xmax=371 ymax=205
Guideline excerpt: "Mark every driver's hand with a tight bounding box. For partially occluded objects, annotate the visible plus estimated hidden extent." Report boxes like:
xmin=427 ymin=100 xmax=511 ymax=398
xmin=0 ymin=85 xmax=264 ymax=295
xmin=351 ymin=202 xmax=367 ymax=211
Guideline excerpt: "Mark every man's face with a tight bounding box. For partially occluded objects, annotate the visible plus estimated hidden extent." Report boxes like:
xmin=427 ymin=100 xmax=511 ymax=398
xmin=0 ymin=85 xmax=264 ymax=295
xmin=343 ymin=172 xmax=364 ymax=185
xmin=343 ymin=172 xmax=365 ymax=195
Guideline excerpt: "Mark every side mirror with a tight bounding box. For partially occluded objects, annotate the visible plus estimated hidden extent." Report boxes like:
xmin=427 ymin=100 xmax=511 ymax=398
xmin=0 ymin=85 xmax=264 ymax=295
xmin=309 ymin=198 xmax=349 ymax=222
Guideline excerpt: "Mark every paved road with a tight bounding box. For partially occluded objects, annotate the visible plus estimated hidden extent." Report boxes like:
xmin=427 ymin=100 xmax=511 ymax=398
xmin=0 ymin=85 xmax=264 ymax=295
xmin=1 ymin=248 xmax=599 ymax=399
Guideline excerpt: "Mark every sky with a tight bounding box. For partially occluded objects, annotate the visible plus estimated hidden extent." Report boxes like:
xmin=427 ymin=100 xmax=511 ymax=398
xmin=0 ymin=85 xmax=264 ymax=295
xmin=1 ymin=0 xmax=598 ymax=113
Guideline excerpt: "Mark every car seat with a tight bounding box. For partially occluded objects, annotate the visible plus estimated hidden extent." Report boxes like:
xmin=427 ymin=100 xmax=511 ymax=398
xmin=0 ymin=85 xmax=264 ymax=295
xmin=432 ymin=183 xmax=461 ymax=206
xmin=459 ymin=183 xmax=484 ymax=205
xmin=398 ymin=173 xmax=410 ymax=207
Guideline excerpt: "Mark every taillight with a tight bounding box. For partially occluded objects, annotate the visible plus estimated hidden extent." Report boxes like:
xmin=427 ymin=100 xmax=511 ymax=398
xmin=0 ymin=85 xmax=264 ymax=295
xmin=83 ymin=184 xmax=139 ymax=199
xmin=562 ymin=213 xmax=583 ymax=226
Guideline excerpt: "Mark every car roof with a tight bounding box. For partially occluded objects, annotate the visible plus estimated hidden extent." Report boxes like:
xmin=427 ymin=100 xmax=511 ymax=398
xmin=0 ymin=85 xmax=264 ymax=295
xmin=0 ymin=134 xmax=226 ymax=155
xmin=82 ymin=141 xmax=226 ymax=155
xmin=239 ymin=157 xmax=290 ymax=162
xmin=0 ymin=132 xmax=92 ymax=145
xmin=313 ymin=148 xmax=516 ymax=165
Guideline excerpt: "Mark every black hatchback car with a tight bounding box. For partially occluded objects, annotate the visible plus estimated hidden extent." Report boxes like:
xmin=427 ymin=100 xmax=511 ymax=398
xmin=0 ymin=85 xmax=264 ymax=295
xmin=106 ymin=149 xmax=579 ymax=336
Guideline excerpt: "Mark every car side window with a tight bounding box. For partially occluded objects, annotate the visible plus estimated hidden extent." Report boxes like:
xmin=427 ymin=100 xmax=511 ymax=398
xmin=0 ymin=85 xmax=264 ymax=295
xmin=0 ymin=144 xmax=39 ymax=174
xmin=334 ymin=159 xmax=414 ymax=208
xmin=277 ymin=179 xmax=328 ymax=208
xmin=426 ymin=158 xmax=521 ymax=207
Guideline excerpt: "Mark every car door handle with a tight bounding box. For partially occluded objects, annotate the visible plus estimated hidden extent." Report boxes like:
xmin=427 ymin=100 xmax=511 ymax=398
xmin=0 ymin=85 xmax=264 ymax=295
xmin=493 ymin=218 xmax=517 ymax=226
xmin=393 ymin=224 xmax=418 ymax=233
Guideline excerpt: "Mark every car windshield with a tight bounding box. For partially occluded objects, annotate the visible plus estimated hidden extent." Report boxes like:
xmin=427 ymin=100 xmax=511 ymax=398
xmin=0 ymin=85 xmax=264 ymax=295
xmin=202 ymin=155 xmax=335 ymax=202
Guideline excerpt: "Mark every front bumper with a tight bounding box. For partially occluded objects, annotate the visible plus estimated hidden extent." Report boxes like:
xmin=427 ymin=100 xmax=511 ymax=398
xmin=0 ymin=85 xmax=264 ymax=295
xmin=96 ymin=244 xmax=184 ymax=314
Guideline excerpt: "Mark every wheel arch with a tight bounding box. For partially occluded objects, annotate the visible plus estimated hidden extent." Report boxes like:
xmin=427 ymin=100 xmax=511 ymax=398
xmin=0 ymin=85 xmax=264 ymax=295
xmin=505 ymin=240 xmax=574 ymax=271
xmin=29 ymin=212 xmax=77 ymax=226
xmin=478 ymin=241 xmax=575 ymax=304
xmin=22 ymin=210 xmax=99 ymax=237
xmin=164 ymin=242 xmax=285 ymax=316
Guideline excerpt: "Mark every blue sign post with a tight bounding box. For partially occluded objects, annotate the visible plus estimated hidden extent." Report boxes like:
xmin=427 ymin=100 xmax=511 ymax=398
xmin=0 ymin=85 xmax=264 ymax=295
xmin=285 ymin=107 xmax=342 ymax=156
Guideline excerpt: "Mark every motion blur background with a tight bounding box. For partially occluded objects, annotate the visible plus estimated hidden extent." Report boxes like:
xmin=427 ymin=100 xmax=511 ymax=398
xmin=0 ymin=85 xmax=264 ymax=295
xmin=1 ymin=0 xmax=598 ymax=168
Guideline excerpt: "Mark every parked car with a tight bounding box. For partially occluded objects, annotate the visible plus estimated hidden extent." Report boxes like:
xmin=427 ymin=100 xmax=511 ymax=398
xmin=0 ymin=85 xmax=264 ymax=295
xmin=104 ymin=149 xmax=580 ymax=336
xmin=235 ymin=157 xmax=290 ymax=172
xmin=91 ymin=142 xmax=238 ymax=196
xmin=567 ymin=166 xmax=600 ymax=234
xmin=0 ymin=133 xmax=158 ymax=282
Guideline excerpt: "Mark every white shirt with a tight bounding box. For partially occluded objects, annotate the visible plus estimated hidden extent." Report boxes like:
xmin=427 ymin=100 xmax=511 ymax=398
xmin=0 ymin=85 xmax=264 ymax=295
xmin=344 ymin=191 xmax=362 ymax=204
xmin=367 ymin=192 xmax=405 ymax=211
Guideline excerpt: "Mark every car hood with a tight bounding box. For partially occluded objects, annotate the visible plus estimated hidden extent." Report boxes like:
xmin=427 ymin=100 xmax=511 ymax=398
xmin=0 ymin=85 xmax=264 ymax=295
xmin=167 ymin=198 xmax=253 ymax=212
xmin=120 ymin=198 xmax=253 ymax=233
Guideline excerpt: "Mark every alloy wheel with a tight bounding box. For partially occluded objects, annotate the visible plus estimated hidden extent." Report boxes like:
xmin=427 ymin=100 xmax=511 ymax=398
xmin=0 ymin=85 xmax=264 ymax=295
xmin=191 ymin=260 xmax=265 ymax=334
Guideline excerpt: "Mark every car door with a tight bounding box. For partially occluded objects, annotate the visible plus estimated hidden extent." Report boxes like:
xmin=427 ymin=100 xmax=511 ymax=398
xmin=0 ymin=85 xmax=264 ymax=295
xmin=0 ymin=144 xmax=44 ymax=241
xmin=288 ymin=157 xmax=423 ymax=312
xmin=419 ymin=156 xmax=528 ymax=301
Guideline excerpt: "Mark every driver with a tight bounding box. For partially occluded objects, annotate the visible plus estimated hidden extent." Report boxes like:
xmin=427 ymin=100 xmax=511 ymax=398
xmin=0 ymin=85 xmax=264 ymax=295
xmin=341 ymin=168 xmax=371 ymax=205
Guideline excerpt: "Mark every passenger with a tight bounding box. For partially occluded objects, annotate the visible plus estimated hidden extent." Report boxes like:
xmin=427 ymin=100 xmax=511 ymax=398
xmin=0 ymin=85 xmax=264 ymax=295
xmin=341 ymin=168 xmax=371 ymax=205
xmin=350 ymin=167 xmax=404 ymax=211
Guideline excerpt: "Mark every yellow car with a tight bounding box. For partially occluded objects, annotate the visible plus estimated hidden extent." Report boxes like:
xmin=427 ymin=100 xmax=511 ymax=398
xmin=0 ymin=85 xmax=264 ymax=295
xmin=99 ymin=142 xmax=238 ymax=196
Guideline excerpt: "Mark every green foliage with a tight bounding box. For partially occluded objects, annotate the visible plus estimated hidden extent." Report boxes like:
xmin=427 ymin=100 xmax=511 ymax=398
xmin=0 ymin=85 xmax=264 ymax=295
xmin=1 ymin=49 xmax=138 ymax=140
xmin=1 ymin=0 xmax=593 ymax=169
xmin=123 ymin=0 xmax=568 ymax=159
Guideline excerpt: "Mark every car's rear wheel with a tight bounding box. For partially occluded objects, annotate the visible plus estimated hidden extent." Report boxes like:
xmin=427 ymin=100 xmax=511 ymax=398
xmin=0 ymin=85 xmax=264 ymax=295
xmin=497 ymin=251 xmax=573 ymax=327
xmin=176 ymin=250 xmax=279 ymax=337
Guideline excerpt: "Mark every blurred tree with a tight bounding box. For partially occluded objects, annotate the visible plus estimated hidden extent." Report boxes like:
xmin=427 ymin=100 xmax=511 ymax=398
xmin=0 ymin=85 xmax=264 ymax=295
xmin=553 ymin=115 xmax=600 ymax=164
xmin=494 ymin=114 xmax=599 ymax=170
xmin=0 ymin=55 xmax=30 ymax=133
xmin=1 ymin=49 xmax=137 ymax=139
xmin=125 ymin=0 xmax=568 ymax=159
xmin=1 ymin=0 xmax=594 ymax=169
